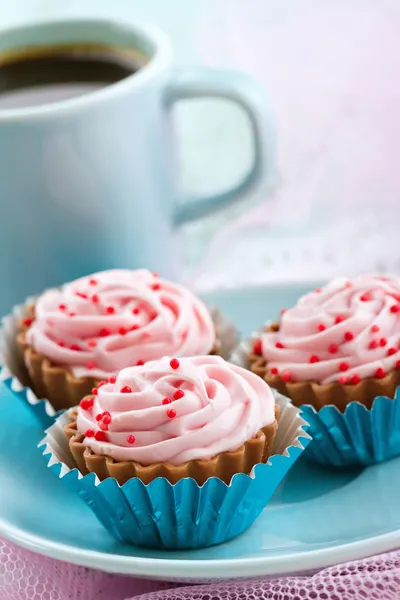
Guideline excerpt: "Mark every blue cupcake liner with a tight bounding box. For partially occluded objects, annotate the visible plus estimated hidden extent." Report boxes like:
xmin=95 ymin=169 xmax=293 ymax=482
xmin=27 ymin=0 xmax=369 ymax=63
xmin=231 ymin=328 xmax=400 ymax=468
xmin=0 ymin=367 xmax=55 ymax=428
xmin=39 ymin=392 xmax=311 ymax=550
xmin=301 ymin=389 xmax=400 ymax=467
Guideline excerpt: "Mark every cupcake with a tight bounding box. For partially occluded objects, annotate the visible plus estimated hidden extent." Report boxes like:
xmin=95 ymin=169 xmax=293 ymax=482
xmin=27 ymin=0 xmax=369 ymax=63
xmin=13 ymin=269 xmax=234 ymax=411
xmin=40 ymin=355 xmax=311 ymax=548
xmin=241 ymin=274 xmax=400 ymax=465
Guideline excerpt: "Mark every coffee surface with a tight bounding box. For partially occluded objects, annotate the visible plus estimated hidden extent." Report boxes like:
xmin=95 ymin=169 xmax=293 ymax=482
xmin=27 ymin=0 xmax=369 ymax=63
xmin=0 ymin=45 xmax=140 ymax=109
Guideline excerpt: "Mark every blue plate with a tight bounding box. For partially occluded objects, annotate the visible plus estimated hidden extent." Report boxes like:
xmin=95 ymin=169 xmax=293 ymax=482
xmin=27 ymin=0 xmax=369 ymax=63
xmin=1 ymin=283 xmax=400 ymax=581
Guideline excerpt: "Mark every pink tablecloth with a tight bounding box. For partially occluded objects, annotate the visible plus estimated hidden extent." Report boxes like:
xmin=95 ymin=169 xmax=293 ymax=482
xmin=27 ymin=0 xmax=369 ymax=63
xmin=1 ymin=538 xmax=400 ymax=600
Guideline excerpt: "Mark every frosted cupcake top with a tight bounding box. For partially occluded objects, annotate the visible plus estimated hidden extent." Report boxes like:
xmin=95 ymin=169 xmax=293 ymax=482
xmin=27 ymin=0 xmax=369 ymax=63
xmin=76 ymin=355 xmax=276 ymax=466
xmin=259 ymin=274 xmax=400 ymax=384
xmin=26 ymin=269 xmax=215 ymax=379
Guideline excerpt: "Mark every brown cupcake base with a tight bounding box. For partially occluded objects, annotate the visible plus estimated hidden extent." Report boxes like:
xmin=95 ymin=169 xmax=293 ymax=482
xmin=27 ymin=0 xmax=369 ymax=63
xmin=248 ymin=323 xmax=400 ymax=412
xmin=64 ymin=405 xmax=279 ymax=486
xmin=17 ymin=333 xmax=99 ymax=412
xmin=17 ymin=306 xmax=224 ymax=412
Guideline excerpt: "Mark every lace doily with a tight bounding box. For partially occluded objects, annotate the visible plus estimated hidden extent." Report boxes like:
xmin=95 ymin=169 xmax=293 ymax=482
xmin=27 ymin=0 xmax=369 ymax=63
xmin=1 ymin=537 xmax=400 ymax=600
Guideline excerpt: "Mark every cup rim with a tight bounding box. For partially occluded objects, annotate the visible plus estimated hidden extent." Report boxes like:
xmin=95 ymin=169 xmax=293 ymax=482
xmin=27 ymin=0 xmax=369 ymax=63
xmin=0 ymin=16 xmax=172 ymax=123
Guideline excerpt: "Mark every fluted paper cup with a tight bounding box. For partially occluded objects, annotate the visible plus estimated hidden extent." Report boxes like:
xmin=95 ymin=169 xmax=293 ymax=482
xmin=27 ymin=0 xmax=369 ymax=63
xmin=232 ymin=327 xmax=400 ymax=467
xmin=39 ymin=391 xmax=311 ymax=550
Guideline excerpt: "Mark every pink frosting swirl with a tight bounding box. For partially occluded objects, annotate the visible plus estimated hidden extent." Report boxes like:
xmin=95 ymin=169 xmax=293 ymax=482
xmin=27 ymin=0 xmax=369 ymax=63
xmin=26 ymin=270 xmax=215 ymax=379
xmin=260 ymin=275 xmax=400 ymax=384
xmin=76 ymin=355 xmax=276 ymax=466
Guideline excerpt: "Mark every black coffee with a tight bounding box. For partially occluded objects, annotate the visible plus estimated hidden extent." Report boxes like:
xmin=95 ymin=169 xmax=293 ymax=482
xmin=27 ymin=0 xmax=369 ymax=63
xmin=0 ymin=44 xmax=142 ymax=109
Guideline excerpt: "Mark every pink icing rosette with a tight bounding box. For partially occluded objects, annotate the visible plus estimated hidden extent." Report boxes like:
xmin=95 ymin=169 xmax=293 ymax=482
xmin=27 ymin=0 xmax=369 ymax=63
xmin=76 ymin=355 xmax=276 ymax=467
xmin=25 ymin=269 xmax=216 ymax=379
xmin=259 ymin=274 xmax=400 ymax=385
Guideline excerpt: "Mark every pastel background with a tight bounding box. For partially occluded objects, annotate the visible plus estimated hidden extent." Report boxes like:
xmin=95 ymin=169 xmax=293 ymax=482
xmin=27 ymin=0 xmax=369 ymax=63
xmin=3 ymin=0 xmax=399 ymax=290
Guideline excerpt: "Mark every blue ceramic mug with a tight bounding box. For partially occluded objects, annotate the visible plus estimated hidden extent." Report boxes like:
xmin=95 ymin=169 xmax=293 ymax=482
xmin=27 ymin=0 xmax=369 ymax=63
xmin=0 ymin=17 xmax=275 ymax=315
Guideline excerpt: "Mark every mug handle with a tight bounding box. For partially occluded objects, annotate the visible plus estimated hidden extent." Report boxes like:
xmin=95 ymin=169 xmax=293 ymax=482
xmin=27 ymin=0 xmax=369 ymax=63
xmin=163 ymin=67 xmax=276 ymax=225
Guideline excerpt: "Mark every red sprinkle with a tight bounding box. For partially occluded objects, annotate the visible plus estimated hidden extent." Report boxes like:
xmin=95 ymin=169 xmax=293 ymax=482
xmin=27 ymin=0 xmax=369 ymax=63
xmin=75 ymin=292 xmax=88 ymax=299
xmin=131 ymin=324 xmax=140 ymax=331
xmin=86 ymin=360 xmax=96 ymax=370
xmin=132 ymin=307 xmax=140 ymax=315
xmin=136 ymin=360 xmax=144 ymax=366
xmin=375 ymin=367 xmax=386 ymax=379
xmin=369 ymin=340 xmax=378 ymax=350
xmin=119 ymin=327 xmax=128 ymax=335
xmin=360 ymin=293 xmax=371 ymax=302
xmin=91 ymin=387 xmax=98 ymax=395
xmin=102 ymin=414 xmax=111 ymax=425
xmin=280 ymin=308 xmax=287 ymax=315
xmin=70 ymin=344 xmax=81 ymax=352
xmin=162 ymin=397 xmax=172 ymax=405
xmin=371 ymin=325 xmax=380 ymax=333
xmin=315 ymin=288 xmax=322 ymax=293
xmin=339 ymin=376 xmax=348 ymax=385
xmin=98 ymin=420 xmax=109 ymax=431
xmin=57 ymin=341 xmax=65 ymax=347
xmin=106 ymin=306 xmax=115 ymax=314
xmin=252 ymin=339 xmax=262 ymax=354
xmin=127 ymin=435 xmax=136 ymax=444
xmin=173 ymin=389 xmax=185 ymax=400
xmin=379 ymin=337 xmax=387 ymax=347
xmin=388 ymin=347 xmax=397 ymax=356
xmin=328 ymin=344 xmax=339 ymax=354
xmin=345 ymin=281 xmax=352 ymax=288
xmin=99 ymin=328 xmax=110 ymax=337
xmin=170 ymin=358 xmax=180 ymax=370
xmin=275 ymin=341 xmax=284 ymax=349
xmin=120 ymin=385 xmax=132 ymax=393
xmin=270 ymin=367 xmax=279 ymax=376
xmin=59 ymin=304 xmax=67 ymax=311
xmin=318 ymin=324 xmax=326 ymax=332
xmin=95 ymin=414 xmax=102 ymax=421
xmin=339 ymin=362 xmax=349 ymax=372
xmin=390 ymin=304 xmax=400 ymax=313
xmin=89 ymin=278 xmax=98 ymax=286
xmin=396 ymin=360 xmax=400 ymax=369
xmin=69 ymin=312 xmax=76 ymax=317
xmin=309 ymin=355 xmax=320 ymax=363
xmin=87 ymin=339 xmax=97 ymax=348
xmin=167 ymin=408 xmax=176 ymax=419
xmin=108 ymin=375 xmax=116 ymax=384
xmin=344 ymin=331 xmax=354 ymax=342
xmin=22 ymin=317 xmax=33 ymax=327
xmin=80 ymin=397 xmax=94 ymax=410
xmin=335 ymin=315 xmax=345 ymax=324
xmin=94 ymin=431 xmax=107 ymax=442
xmin=281 ymin=371 xmax=292 ymax=382
xmin=350 ymin=374 xmax=361 ymax=385
xmin=98 ymin=380 xmax=107 ymax=387
xmin=92 ymin=294 xmax=100 ymax=304
xmin=151 ymin=283 xmax=161 ymax=291
xmin=85 ymin=429 xmax=94 ymax=438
